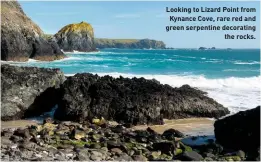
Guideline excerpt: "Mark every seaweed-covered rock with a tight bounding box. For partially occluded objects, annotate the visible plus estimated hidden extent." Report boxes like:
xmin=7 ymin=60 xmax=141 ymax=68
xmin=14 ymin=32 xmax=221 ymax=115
xmin=1 ymin=1 xmax=65 ymax=61
xmin=214 ymin=106 xmax=260 ymax=151
xmin=54 ymin=21 xmax=96 ymax=52
xmin=55 ymin=73 xmax=229 ymax=125
xmin=1 ymin=64 xmax=65 ymax=120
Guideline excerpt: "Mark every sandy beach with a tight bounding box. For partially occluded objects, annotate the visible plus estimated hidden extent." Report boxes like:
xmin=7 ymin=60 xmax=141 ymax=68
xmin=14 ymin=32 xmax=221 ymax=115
xmin=1 ymin=118 xmax=214 ymax=136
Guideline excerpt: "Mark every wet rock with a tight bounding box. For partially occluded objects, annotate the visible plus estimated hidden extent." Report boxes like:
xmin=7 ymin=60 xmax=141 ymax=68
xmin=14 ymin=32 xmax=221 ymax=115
xmin=111 ymin=148 xmax=123 ymax=155
xmin=162 ymin=128 xmax=185 ymax=140
xmin=214 ymin=106 xmax=260 ymax=151
xmin=55 ymin=74 xmax=229 ymax=125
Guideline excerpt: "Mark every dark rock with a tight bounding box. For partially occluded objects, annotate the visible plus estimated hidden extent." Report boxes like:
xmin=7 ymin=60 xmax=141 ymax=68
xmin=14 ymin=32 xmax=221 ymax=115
xmin=10 ymin=135 xmax=22 ymax=143
xmin=1 ymin=65 xmax=65 ymax=120
xmin=179 ymin=151 xmax=203 ymax=161
xmin=198 ymin=47 xmax=207 ymax=50
xmin=107 ymin=141 xmax=127 ymax=152
xmin=162 ymin=128 xmax=185 ymax=140
xmin=54 ymin=21 xmax=96 ymax=52
xmin=214 ymin=106 xmax=260 ymax=151
xmin=1 ymin=1 xmax=65 ymax=61
xmin=55 ymin=74 xmax=229 ymax=125
xmin=152 ymin=142 xmax=176 ymax=155
xmin=14 ymin=128 xmax=31 ymax=139
xmin=89 ymin=143 xmax=101 ymax=149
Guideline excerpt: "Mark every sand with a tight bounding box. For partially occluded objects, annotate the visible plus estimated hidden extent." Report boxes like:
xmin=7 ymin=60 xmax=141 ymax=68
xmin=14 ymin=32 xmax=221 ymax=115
xmin=133 ymin=118 xmax=215 ymax=136
xmin=1 ymin=118 xmax=215 ymax=136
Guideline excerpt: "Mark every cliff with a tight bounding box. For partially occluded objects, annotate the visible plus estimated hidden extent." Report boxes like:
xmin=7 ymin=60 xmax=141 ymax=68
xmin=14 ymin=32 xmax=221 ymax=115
xmin=54 ymin=21 xmax=96 ymax=52
xmin=1 ymin=1 xmax=65 ymax=61
xmin=95 ymin=38 xmax=166 ymax=49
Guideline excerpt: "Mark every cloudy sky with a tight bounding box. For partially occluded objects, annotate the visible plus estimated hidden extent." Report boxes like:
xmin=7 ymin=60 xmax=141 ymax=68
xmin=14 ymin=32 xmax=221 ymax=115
xmin=20 ymin=1 xmax=260 ymax=48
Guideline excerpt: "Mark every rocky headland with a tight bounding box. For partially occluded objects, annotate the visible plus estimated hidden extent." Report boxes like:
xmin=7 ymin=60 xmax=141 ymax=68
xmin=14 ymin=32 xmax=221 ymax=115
xmin=1 ymin=65 xmax=260 ymax=161
xmin=95 ymin=38 xmax=166 ymax=49
xmin=54 ymin=22 xmax=97 ymax=52
xmin=1 ymin=1 xmax=65 ymax=61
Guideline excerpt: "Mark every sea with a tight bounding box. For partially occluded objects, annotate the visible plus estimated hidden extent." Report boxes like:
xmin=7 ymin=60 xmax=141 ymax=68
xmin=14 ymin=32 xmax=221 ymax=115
xmin=6 ymin=48 xmax=260 ymax=114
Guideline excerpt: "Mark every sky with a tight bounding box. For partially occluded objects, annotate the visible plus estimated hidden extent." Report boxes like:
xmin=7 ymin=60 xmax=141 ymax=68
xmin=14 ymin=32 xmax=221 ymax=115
xmin=19 ymin=1 xmax=260 ymax=48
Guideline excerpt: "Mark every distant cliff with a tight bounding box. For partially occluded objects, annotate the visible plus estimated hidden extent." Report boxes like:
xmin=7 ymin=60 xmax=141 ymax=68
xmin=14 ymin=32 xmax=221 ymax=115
xmin=1 ymin=1 xmax=65 ymax=61
xmin=54 ymin=22 xmax=96 ymax=52
xmin=95 ymin=38 xmax=166 ymax=49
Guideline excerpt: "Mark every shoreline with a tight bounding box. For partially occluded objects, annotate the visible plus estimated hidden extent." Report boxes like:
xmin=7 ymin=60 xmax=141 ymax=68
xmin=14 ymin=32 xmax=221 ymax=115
xmin=1 ymin=118 xmax=214 ymax=136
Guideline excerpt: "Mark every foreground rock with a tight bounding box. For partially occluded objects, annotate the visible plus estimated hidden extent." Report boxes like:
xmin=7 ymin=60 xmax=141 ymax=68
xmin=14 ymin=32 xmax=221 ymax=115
xmin=214 ymin=106 xmax=260 ymax=154
xmin=54 ymin=21 xmax=96 ymax=52
xmin=1 ymin=64 xmax=65 ymax=120
xmin=95 ymin=38 xmax=166 ymax=49
xmin=1 ymin=1 xmax=65 ymax=61
xmin=2 ymin=118 xmax=257 ymax=161
xmin=55 ymin=73 xmax=229 ymax=125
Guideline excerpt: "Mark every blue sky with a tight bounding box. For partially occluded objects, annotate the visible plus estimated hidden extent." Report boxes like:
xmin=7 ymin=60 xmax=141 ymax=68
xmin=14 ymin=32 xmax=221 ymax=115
xmin=19 ymin=1 xmax=260 ymax=48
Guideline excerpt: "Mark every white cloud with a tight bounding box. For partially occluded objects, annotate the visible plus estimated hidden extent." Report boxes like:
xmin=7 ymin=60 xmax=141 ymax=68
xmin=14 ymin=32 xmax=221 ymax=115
xmin=114 ymin=14 xmax=140 ymax=18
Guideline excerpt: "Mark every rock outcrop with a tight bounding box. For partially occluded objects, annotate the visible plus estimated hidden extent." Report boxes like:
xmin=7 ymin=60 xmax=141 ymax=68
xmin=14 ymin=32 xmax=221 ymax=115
xmin=54 ymin=21 xmax=96 ymax=52
xmin=214 ymin=106 xmax=260 ymax=151
xmin=55 ymin=73 xmax=229 ymax=125
xmin=1 ymin=64 xmax=66 ymax=120
xmin=95 ymin=38 xmax=166 ymax=49
xmin=1 ymin=1 xmax=65 ymax=61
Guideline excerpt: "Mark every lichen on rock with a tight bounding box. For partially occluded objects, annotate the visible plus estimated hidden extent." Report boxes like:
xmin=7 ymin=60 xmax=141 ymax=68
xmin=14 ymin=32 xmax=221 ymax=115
xmin=54 ymin=21 xmax=97 ymax=52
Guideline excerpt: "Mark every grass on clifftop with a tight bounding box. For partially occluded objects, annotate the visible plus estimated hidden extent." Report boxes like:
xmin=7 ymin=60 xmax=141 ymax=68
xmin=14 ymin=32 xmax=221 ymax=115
xmin=56 ymin=21 xmax=94 ymax=36
xmin=95 ymin=38 xmax=140 ymax=44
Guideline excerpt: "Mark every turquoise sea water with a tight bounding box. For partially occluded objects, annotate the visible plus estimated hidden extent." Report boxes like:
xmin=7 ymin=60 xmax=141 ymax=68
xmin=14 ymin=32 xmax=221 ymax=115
xmin=6 ymin=49 xmax=260 ymax=113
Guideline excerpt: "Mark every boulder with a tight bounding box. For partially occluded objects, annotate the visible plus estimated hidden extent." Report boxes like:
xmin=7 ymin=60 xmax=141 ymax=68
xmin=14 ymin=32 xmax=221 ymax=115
xmin=179 ymin=151 xmax=203 ymax=161
xmin=1 ymin=1 xmax=65 ymax=61
xmin=162 ymin=128 xmax=185 ymax=139
xmin=54 ymin=21 xmax=96 ymax=52
xmin=214 ymin=106 xmax=260 ymax=151
xmin=1 ymin=64 xmax=65 ymax=120
xmin=55 ymin=73 xmax=229 ymax=125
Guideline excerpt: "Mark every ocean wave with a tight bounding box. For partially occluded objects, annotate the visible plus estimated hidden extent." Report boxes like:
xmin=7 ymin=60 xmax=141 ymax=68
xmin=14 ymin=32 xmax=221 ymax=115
xmin=173 ymin=55 xmax=196 ymax=59
xmin=65 ymin=72 xmax=260 ymax=113
xmin=233 ymin=61 xmax=260 ymax=65
xmin=223 ymin=69 xmax=260 ymax=72
xmin=205 ymin=60 xmax=223 ymax=63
